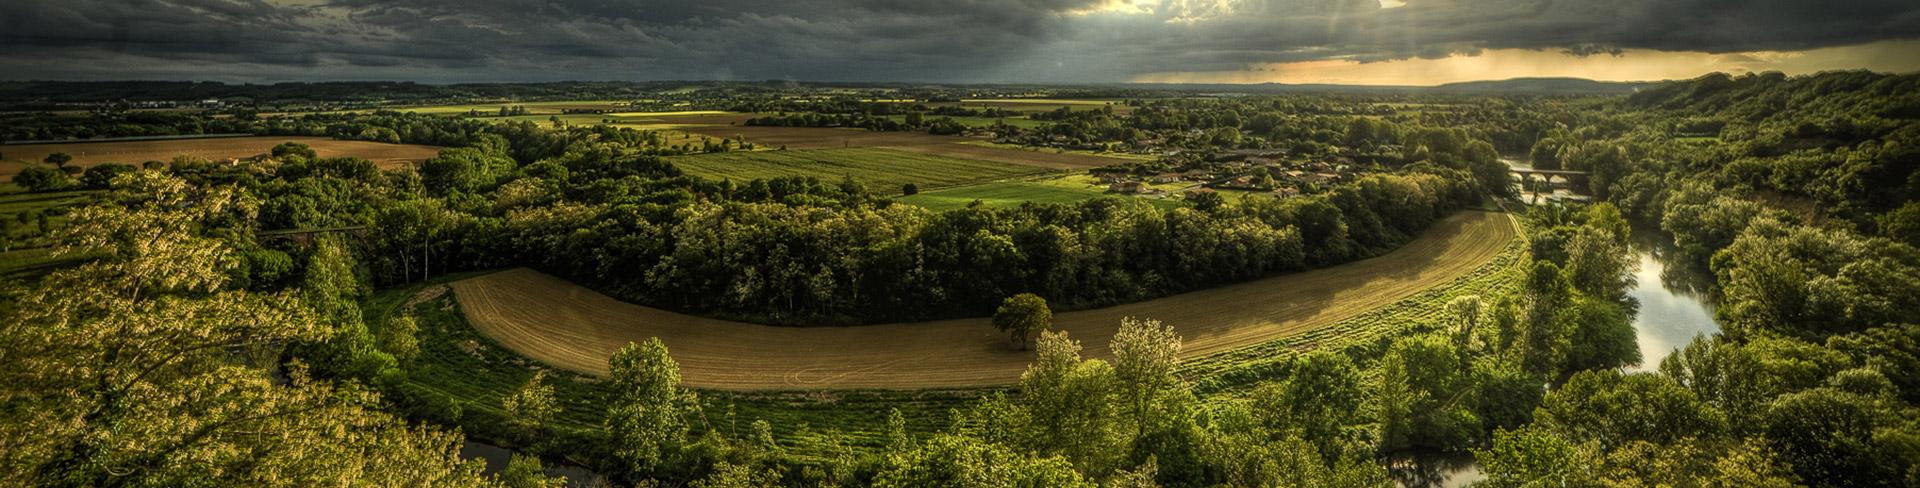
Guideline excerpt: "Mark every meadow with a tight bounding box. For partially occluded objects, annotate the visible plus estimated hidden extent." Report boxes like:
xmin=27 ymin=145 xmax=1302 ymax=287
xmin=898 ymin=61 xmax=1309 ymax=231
xmin=447 ymin=211 xmax=1518 ymax=390
xmin=0 ymin=185 xmax=94 ymax=279
xmin=373 ymin=210 xmax=1526 ymax=460
xmin=951 ymin=140 xmax=1158 ymax=162
xmin=366 ymin=279 xmax=975 ymax=460
xmin=664 ymin=147 xmax=1052 ymax=192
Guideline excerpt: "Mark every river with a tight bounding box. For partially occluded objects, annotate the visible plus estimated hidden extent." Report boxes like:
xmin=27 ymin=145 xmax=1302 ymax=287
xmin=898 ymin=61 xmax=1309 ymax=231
xmin=1623 ymin=227 xmax=1722 ymax=372
xmin=460 ymin=441 xmax=603 ymax=487
xmin=1391 ymin=164 xmax=1725 ymax=487
xmin=470 ymin=174 xmax=1726 ymax=488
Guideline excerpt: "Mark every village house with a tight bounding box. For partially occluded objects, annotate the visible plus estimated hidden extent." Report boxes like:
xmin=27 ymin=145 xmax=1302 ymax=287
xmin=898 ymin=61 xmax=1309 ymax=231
xmin=1109 ymin=180 xmax=1146 ymax=194
xmin=1214 ymin=176 xmax=1263 ymax=190
xmin=1150 ymin=173 xmax=1181 ymax=184
xmin=1302 ymin=172 xmax=1340 ymax=185
xmin=1226 ymin=149 xmax=1286 ymax=158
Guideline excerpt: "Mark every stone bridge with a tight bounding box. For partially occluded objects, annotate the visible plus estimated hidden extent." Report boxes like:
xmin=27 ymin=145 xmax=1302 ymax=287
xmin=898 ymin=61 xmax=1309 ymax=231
xmin=1510 ymin=168 xmax=1587 ymax=187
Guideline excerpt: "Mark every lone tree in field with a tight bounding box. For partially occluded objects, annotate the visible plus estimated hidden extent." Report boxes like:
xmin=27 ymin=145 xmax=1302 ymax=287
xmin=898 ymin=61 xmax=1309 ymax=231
xmin=606 ymin=338 xmax=690 ymax=478
xmin=43 ymin=152 xmax=72 ymax=168
xmin=993 ymin=293 xmax=1052 ymax=349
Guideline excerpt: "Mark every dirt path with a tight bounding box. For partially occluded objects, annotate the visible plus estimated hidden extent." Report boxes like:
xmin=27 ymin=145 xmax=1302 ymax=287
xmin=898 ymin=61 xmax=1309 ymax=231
xmin=450 ymin=211 xmax=1519 ymax=390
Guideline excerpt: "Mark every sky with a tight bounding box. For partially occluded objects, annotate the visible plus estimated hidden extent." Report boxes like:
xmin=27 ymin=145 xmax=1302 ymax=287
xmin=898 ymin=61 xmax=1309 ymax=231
xmin=2 ymin=0 xmax=1918 ymax=85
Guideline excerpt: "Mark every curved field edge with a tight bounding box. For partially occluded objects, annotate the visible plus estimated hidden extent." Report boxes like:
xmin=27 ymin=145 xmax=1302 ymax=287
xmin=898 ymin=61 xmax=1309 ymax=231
xmin=362 ymin=213 xmax=1527 ymax=460
xmin=362 ymin=279 xmax=988 ymax=464
xmin=364 ymin=214 xmax=1527 ymax=459
xmin=448 ymin=211 xmax=1519 ymax=390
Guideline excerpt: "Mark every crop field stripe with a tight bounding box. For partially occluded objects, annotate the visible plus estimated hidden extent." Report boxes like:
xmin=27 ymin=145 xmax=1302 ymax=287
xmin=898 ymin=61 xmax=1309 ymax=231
xmin=665 ymin=148 xmax=1049 ymax=190
xmin=671 ymin=125 xmax=1129 ymax=169
xmin=449 ymin=211 xmax=1518 ymax=391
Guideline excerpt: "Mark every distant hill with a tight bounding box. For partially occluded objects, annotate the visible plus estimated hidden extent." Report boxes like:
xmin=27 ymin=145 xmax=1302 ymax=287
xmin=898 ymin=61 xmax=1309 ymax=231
xmin=1118 ymin=77 xmax=1656 ymax=96
xmin=1428 ymin=77 xmax=1654 ymax=95
xmin=0 ymin=77 xmax=1654 ymax=107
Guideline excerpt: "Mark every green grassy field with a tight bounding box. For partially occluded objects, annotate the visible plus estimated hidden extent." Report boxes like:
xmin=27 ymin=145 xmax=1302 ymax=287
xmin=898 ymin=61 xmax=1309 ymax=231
xmin=0 ymin=187 xmax=89 ymax=214
xmin=375 ymin=100 xmax=636 ymax=115
xmin=366 ymin=278 xmax=975 ymax=462
xmin=272 ymin=100 xmax=638 ymax=117
xmin=366 ymin=212 xmax=1528 ymax=460
xmin=0 ymin=185 xmax=96 ymax=279
xmin=897 ymin=176 xmax=1185 ymax=212
xmin=665 ymin=148 xmax=1051 ymax=192
xmin=485 ymin=114 xmax=640 ymax=126
xmin=1184 ymin=227 xmax=1529 ymax=395
xmin=897 ymin=180 xmax=1110 ymax=211
xmin=485 ymin=110 xmax=731 ymax=124
xmin=956 ymin=141 xmax=1158 ymax=162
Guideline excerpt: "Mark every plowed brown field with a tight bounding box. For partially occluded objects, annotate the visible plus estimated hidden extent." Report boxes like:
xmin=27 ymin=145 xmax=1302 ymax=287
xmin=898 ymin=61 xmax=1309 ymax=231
xmin=451 ymin=211 xmax=1518 ymax=390
xmin=1 ymin=136 xmax=442 ymax=177
xmin=671 ymin=124 xmax=1122 ymax=170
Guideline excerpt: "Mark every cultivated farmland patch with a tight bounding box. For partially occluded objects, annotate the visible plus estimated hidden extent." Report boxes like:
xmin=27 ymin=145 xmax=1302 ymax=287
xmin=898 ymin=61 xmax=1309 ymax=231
xmin=450 ymin=211 xmax=1520 ymax=390
xmin=1 ymin=136 xmax=442 ymax=176
xmin=664 ymin=147 xmax=1050 ymax=191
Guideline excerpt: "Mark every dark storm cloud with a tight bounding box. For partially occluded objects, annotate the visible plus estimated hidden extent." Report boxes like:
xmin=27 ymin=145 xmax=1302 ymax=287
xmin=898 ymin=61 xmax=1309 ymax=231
xmin=0 ymin=0 xmax=1916 ymax=82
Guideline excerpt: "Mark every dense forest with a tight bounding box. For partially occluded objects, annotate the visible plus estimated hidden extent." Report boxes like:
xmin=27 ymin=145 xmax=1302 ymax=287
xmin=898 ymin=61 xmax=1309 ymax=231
xmin=3 ymin=71 xmax=1919 ymax=487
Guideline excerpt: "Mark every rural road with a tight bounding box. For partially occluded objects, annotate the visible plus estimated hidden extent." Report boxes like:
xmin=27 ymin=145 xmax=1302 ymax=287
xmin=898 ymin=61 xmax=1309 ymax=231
xmin=450 ymin=210 xmax=1519 ymax=390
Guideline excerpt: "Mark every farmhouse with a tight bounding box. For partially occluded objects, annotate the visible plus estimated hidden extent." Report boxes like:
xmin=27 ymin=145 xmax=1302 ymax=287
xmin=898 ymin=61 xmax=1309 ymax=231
xmin=1285 ymin=170 xmax=1340 ymax=185
xmin=1109 ymin=180 xmax=1146 ymax=193
xmin=1150 ymin=173 xmax=1181 ymax=184
xmin=1226 ymin=148 xmax=1287 ymax=158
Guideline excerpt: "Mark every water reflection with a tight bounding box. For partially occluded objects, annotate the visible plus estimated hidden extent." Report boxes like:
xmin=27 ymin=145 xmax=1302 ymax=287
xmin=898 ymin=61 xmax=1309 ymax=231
xmin=1500 ymin=157 xmax=1589 ymax=204
xmin=1389 ymin=450 xmax=1485 ymax=488
xmin=461 ymin=441 xmax=603 ymax=487
xmin=1624 ymin=226 xmax=1721 ymax=372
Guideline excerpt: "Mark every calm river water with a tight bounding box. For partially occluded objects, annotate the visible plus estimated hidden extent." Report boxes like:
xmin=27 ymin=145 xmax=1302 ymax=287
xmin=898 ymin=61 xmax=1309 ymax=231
xmin=1395 ymin=163 xmax=1724 ymax=486
xmin=1392 ymin=226 xmax=1723 ymax=487
xmin=461 ymin=441 xmax=603 ymax=487
xmin=1623 ymin=227 xmax=1722 ymax=372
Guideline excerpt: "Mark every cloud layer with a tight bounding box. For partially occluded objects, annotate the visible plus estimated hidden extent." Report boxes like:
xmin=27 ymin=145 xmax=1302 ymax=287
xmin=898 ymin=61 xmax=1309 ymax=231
xmin=3 ymin=0 xmax=1917 ymax=82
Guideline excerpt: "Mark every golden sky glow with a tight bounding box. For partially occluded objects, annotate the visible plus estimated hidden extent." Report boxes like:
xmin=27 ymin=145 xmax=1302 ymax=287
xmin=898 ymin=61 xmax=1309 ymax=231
xmin=1130 ymin=39 xmax=1920 ymax=85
